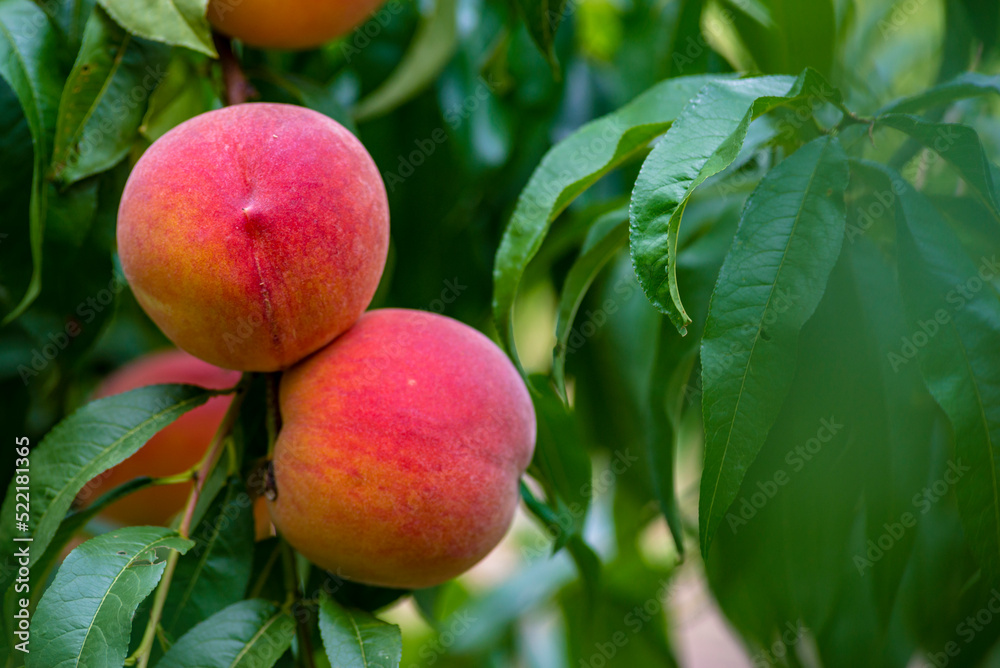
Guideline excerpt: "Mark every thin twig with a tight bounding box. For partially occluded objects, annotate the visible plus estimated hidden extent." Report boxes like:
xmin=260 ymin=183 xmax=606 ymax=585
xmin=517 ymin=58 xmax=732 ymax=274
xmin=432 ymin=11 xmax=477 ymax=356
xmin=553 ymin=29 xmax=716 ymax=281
xmin=128 ymin=375 xmax=252 ymax=668
xmin=213 ymin=33 xmax=256 ymax=106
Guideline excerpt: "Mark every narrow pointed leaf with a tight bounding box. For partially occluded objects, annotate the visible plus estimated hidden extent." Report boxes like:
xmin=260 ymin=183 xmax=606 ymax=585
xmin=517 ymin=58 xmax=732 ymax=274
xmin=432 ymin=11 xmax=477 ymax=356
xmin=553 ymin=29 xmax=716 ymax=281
xmin=354 ymin=0 xmax=458 ymax=121
xmin=878 ymin=72 xmax=1000 ymax=115
xmin=51 ymin=6 xmax=170 ymax=185
xmin=162 ymin=477 xmax=255 ymax=639
xmin=528 ymin=377 xmax=592 ymax=539
xmin=493 ymin=73 xmax=731 ymax=367
xmin=867 ymin=161 xmax=1000 ymax=582
xmin=513 ymin=0 xmax=567 ymax=69
xmin=630 ymin=69 xmax=844 ymax=334
xmin=552 ymin=208 xmax=628 ymax=396
xmin=0 ymin=384 xmax=213 ymax=593
xmin=97 ymin=0 xmax=215 ymax=56
xmin=699 ymin=136 xmax=849 ymax=557
xmin=157 ymin=598 xmax=296 ymax=668
xmin=0 ymin=0 xmax=62 ymax=323
xmin=318 ymin=594 xmax=402 ymax=668
xmin=878 ymin=114 xmax=1000 ymax=221
xmin=28 ymin=528 xmax=194 ymax=668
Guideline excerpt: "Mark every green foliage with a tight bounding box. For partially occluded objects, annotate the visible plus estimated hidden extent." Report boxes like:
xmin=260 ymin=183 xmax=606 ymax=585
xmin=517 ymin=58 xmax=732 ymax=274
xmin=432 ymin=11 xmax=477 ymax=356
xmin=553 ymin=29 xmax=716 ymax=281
xmin=161 ymin=477 xmax=256 ymax=640
xmin=318 ymin=594 xmax=403 ymax=668
xmin=492 ymin=72 xmax=729 ymax=367
xmin=5 ymin=0 xmax=1000 ymax=666
xmin=29 ymin=528 xmax=194 ymax=668
xmin=0 ymin=384 xmax=212 ymax=592
xmin=0 ymin=0 xmax=62 ymax=323
xmin=97 ymin=0 xmax=215 ymax=56
xmin=698 ymin=135 xmax=849 ymax=555
xmin=51 ymin=6 xmax=171 ymax=185
xmin=156 ymin=599 xmax=296 ymax=667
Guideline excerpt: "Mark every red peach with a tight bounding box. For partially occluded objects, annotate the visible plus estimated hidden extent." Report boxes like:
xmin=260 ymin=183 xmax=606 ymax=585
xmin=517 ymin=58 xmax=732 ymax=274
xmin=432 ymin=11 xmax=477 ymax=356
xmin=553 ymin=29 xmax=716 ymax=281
xmin=267 ymin=309 xmax=536 ymax=589
xmin=208 ymin=0 xmax=388 ymax=50
xmin=117 ymin=103 xmax=389 ymax=371
xmin=84 ymin=350 xmax=240 ymax=526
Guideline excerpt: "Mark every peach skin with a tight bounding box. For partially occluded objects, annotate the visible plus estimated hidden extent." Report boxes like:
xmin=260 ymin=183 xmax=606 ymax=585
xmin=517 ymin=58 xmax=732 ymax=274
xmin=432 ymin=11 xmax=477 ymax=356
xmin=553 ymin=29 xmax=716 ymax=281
xmin=117 ymin=103 xmax=389 ymax=371
xmin=267 ymin=309 xmax=536 ymax=589
xmin=82 ymin=350 xmax=240 ymax=526
xmin=208 ymin=0 xmax=389 ymax=50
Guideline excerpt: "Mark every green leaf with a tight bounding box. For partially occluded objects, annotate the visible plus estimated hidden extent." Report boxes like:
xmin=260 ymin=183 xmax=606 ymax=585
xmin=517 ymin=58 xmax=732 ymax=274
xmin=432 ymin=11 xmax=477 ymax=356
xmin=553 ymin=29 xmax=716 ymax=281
xmin=877 ymin=162 xmax=1000 ymax=583
xmin=139 ymin=53 xmax=218 ymax=142
xmin=726 ymin=0 xmax=836 ymax=77
xmin=31 ymin=477 xmax=154 ymax=583
xmin=318 ymin=593 xmax=402 ymax=668
xmin=51 ymin=6 xmax=170 ymax=185
xmin=0 ymin=0 xmax=62 ymax=323
xmin=0 ymin=384 xmax=212 ymax=594
xmin=698 ymin=136 xmax=849 ymax=557
xmin=273 ymin=72 xmax=356 ymax=135
xmin=878 ymin=72 xmax=1000 ymax=115
xmin=27 ymin=527 xmax=194 ymax=668
xmin=512 ymin=0 xmax=568 ymax=70
xmin=157 ymin=598 xmax=295 ymax=668
xmin=528 ymin=377 xmax=592 ymax=539
xmin=492 ymin=73 xmax=731 ymax=368
xmin=162 ymin=477 xmax=255 ymax=640
xmin=876 ymin=114 xmax=1000 ymax=221
xmin=353 ymin=0 xmax=458 ymax=122
xmin=97 ymin=0 xmax=216 ymax=56
xmin=629 ymin=69 xmax=844 ymax=334
xmin=552 ymin=208 xmax=628 ymax=398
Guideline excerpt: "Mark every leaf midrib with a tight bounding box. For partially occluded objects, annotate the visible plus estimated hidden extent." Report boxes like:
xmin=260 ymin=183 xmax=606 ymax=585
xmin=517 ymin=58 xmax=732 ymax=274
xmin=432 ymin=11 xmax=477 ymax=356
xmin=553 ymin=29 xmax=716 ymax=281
xmin=702 ymin=140 xmax=830 ymax=546
xmin=230 ymin=612 xmax=284 ymax=667
xmin=74 ymin=536 xmax=174 ymax=665
xmin=36 ymin=394 xmax=206 ymax=558
xmin=349 ymin=613 xmax=369 ymax=665
xmin=948 ymin=317 xmax=1000 ymax=562
xmin=57 ymin=30 xmax=133 ymax=169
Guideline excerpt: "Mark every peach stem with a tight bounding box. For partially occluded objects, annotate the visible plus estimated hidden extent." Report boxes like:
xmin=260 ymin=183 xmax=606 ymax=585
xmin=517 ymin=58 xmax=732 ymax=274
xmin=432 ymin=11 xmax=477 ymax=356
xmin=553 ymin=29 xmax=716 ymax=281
xmin=213 ymin=33 xmax=256 ymax=106
xmin=129 ymin=374 xmax=252 ymax=668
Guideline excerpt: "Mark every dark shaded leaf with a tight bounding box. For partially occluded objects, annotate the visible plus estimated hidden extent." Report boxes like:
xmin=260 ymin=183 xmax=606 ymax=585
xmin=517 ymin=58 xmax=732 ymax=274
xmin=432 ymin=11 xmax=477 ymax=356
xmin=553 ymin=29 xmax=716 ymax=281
xmin=699 ymin=136 xmax=849 ymax=556
xmin=157 ymin=598 xmax=295 ymax=668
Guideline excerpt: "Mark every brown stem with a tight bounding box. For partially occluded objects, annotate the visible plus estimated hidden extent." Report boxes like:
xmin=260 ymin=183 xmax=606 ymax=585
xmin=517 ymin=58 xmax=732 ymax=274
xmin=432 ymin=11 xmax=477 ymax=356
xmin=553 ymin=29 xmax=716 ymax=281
xmin=213 ymin=33 xmax=255 ymax=106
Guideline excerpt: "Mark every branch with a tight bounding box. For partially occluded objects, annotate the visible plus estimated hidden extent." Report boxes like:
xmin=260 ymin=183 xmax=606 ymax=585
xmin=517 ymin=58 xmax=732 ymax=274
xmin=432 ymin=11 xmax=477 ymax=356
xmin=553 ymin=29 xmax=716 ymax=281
xmin=213 ymin=33 xmax=256 ymax=106
xmin=128 ymin=374 xmax=252 ymax=668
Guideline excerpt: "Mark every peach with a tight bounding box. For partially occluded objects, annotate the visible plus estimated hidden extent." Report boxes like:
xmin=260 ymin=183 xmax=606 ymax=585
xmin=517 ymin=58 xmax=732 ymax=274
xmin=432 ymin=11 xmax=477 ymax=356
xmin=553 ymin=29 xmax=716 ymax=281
xmin=208 ymin=0 xmax=388 ymax=50
xmin=84 ymin=350 xmax=240 ymax=526
xmin=267 ymin=309 xmax=536 ymax=589
xmin=117 ymin=103 xmax=389 ymax=371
